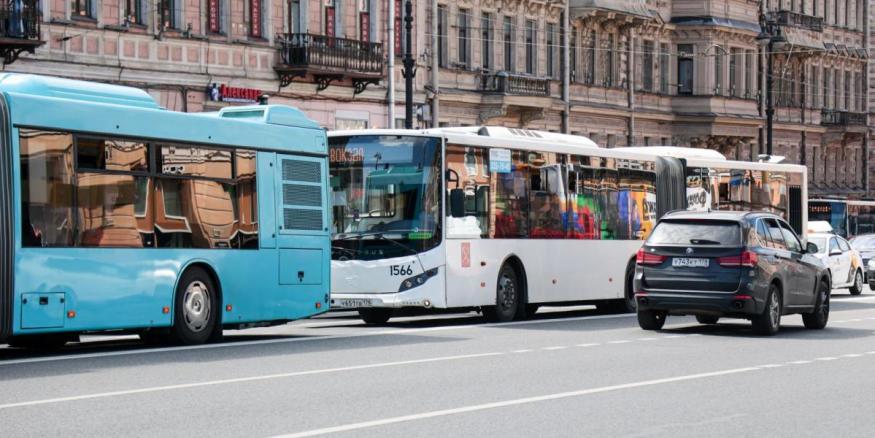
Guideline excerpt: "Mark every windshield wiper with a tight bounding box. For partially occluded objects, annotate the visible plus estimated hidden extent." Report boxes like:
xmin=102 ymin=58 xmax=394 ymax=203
xmin=689 ymin=239 xmax=722 ymax=245
xmin=335 ymin=230 xmax=427 ymax=273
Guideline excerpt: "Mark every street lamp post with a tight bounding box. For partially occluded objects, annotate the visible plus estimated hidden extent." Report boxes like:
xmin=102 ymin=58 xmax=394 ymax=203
xmin=757 ymin=14 xmax=786 ymax=157
xmin=402 ymin=0 xmax=416 ymax=129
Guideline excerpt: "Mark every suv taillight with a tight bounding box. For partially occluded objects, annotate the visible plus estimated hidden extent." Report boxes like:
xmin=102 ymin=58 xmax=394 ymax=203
xmin=636 ymin=248 xmax=666 ymax=265
xmin=718 ymin=250 xmax=758 ymax=268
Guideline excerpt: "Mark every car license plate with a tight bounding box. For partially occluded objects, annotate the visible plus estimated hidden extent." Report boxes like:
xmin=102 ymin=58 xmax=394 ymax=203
xmin=334 ymin=298 xmax=375 ymax=308
xmin=672 ymin=257 xmax=710 ymax=268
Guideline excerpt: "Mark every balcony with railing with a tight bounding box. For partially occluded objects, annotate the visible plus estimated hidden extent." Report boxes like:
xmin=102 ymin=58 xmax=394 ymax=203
xmin=821 ymin=109 xmax=867 ymax=126
xmin=480 ymin=72 xmax=551 ymax=97
xmin=770 ymin=10 xmax=824 ymax=32
xmin=0 ymin=0 xmax=43 ymax=65
xmin=275 ymin=33 xmax=384 ymax=94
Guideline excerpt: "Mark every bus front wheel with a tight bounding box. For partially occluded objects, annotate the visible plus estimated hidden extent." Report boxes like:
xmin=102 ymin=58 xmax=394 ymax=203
xmin=171 ymin=267 xmax=219 ymax=345
xmin=359 ymin=309 xmax=393 ymax=324
xmin=484 ymin=264 xmax=520 ymax=323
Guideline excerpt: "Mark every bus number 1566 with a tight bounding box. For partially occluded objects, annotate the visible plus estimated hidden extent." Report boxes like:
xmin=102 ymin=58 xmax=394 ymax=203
xmin=390 ymin=265 xmax=413 ymax=276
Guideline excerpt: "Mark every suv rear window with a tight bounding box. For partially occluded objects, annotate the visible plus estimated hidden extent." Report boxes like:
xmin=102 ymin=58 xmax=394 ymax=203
xmin=647 ymin=220 xmax=741 ymax=246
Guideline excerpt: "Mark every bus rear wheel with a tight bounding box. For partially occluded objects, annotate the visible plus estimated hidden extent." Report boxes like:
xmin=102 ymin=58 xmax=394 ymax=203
xmin=484 ymin=264 xmax=520 ymax=323
xmin=171 ymin=267 xmax=218 ymax=345
xmin=359 ymin=309 xmax=393 ymax=324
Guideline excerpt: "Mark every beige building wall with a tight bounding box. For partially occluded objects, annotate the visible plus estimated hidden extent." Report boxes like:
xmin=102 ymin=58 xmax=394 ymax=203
xmin=1 ymin=0 xmax=872 ymax=197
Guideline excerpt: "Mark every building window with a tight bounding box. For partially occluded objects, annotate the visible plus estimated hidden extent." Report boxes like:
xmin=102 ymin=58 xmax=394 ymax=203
xmin=584 ymin=31 xmax=595 ymax=85
xmin=714 ymin=47 xmax=723 ymax=95
xmin=659 ymin=43 xmax=669 ymax=94
xmin=481 ymin=12 xmax=493 ymax=70
xmin=437 ymin=6 xmax=448 ymax=68
xmin=570 ymin=28 xmax=578 ymax=82
xmin=503 ymin=16 xmax=514 ymax=71
xmin=288 ymin=0 xmax=302 ymax=33
xmin=844 ymin=70 xmax=851 ymax=109
xmin=359 ymin=0 xmax=371 ymax=41
xmin=72 ymin=0 xmax=93 ymax=18
xmin=125 ymin=0 xmax=145 ymax=25
xmin=159 ymin=0 xmax=177 ymax=29
xmin=602 ymin=33 xmax=614 ymax=87
xmin=546 ymin=23 xmax=556 ymax=78
xmin=458 ymin=9 xmax=471 ymax=67
xmin=677 ymin=44 xmax=694 ymax=95
xmin=825 ymin=68 xmax=833 ymax=108
xmin=641 ymin=40 xmax=653 ymax=92
xmin=525 ymin=20 xmax=536 ymax=75
xmin=729 ymin=48 xmax=743 ymax=97
xmin=744 ymin=50 xmax=755 ymax=99
xmin=856 ymin=71 xmax=864 ymax=111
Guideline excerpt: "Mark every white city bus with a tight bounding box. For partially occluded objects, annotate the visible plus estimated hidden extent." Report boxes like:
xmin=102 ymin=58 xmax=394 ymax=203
xmin=328 ymin=127 xmax=808 ymax=324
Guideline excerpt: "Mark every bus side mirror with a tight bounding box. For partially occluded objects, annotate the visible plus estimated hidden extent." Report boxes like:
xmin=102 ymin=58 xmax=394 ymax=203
xmin=450 ymin=189 xmax=465 ymax=218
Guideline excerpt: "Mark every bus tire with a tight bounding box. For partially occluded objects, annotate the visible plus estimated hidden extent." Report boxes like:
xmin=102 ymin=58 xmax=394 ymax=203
xmin=359 ymin=309 xmax=393 ymax=324
xmin=170 ymin=267 xmax=218 ymax=345
xmin=484 ymin=264 xmax=520 ymax=323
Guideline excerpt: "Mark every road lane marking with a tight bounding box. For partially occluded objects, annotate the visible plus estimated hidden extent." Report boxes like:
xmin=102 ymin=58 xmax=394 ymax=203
xmin=0 ymin=313 xmax=637 ymax=366
xmin=576 ymin=343 xmax=600 ymax=348
xmin=636 ymin=338 xmax=657 ymax=341
xmin=270 ymin=367 xmax=764 ymax=437
xmin=788 ymin=360 xmax=812 ymax=365
xmin=510 ymin=350 xmax=532 ymax=354
xmin=0 ymin=352 xmax=504 ymax=410
xmin=816 ymin=357 xmax=838 ymax=361
xmin=608 ymin=340 xmax=632 ymax=345
xmin=542 ymin=346 xmax=568 ymax=351
xmin=271 ymin=350 xmax=875 ymax=438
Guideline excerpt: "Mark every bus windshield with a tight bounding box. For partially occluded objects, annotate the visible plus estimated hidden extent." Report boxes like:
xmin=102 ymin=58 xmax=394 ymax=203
xmin=329 ymin=135 xmax=442 ymax=260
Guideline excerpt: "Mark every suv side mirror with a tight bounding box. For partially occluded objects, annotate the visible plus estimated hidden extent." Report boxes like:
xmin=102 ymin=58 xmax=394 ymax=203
xmin=806 ymin=242 xmax=819 ymax=254
xmin=449 ymin=188 xmax=465 ymax=218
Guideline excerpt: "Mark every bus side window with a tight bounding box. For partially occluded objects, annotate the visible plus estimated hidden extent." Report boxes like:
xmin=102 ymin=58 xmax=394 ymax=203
xmin=445 ymin=144 xmax=490 ymax=238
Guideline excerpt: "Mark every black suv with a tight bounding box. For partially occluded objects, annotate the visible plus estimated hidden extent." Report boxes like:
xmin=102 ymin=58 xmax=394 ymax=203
xmin=634 ymin=211 xmax=831 ymax=335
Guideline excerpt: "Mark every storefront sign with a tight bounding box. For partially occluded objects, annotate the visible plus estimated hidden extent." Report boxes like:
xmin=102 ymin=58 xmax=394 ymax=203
xmin=394 ymin=0 xmax=402 ymax=55
xmin=208 ymin=0 xmax=220 ymax=33
xmin=360 ymin=12 xmax=370 ymax=42
xmin=250 ymin=0 xmax=262 ymax=38
xmin=207 ymin=84 xmax=262 ymax=103
xmin=489 ymin=148 xmax=511 ymax=173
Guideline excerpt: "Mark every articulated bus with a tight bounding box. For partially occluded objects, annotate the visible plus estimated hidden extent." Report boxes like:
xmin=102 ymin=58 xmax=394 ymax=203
xmin=808 ymin=199 xmax=875 ymax=238
xmin=328 ymin=127 xmax=807 ymax=323
xmin=0 ymin=74 xmax=330 ymax=347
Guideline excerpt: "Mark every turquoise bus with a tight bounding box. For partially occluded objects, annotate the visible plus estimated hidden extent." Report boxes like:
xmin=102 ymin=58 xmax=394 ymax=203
xmin=0 ymin=74 xmax=330 ymax=347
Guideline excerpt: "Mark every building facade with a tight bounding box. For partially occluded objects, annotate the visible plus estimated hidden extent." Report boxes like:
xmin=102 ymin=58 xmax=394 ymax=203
xmin=0 ymin=0 xmax=871 ymax=197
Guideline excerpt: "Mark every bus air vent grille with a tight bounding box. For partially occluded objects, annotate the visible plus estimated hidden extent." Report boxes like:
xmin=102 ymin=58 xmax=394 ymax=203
xmin=283 ymin=209 xmax=323 ymax=231
xmin=282 ymin=160 xmax=321 ymax=183
xmin=283 ymin=184 xmax=322 ymax=207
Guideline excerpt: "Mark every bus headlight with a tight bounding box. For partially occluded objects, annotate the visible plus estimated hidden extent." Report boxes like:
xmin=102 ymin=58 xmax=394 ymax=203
xmin=398 ymin=268 xmax=439 ymax=292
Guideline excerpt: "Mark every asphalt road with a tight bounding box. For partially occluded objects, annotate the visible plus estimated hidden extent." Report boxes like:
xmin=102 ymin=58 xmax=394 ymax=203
xmin=3 ymin=291 xmax=875 ymax=437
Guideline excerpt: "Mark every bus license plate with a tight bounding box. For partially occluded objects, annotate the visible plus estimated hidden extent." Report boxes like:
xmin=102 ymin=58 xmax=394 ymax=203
xmin=334 ymin=299 xmax=375 ymax=308
xmin=672 ymin=258 xmax=709 ymax=268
